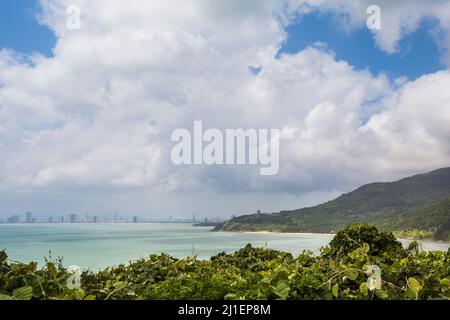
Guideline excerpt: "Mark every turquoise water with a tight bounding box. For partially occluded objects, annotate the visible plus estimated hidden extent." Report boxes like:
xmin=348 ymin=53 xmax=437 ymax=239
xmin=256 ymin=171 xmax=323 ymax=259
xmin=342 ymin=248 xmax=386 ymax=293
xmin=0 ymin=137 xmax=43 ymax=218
xmin=0 ymin=223 xmax=448 ymax=270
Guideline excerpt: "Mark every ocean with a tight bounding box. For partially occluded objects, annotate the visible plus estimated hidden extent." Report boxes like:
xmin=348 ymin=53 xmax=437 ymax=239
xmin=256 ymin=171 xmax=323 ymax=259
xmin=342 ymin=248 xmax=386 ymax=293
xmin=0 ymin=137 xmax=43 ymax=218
xmin=0 ymin=223 xmax=448 ymax=270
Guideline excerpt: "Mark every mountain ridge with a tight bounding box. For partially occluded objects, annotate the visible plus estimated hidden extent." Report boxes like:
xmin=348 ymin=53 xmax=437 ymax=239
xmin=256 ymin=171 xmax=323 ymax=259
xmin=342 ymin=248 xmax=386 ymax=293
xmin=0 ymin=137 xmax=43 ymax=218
xmin=216 ymin=167 xmax=450 ymax=240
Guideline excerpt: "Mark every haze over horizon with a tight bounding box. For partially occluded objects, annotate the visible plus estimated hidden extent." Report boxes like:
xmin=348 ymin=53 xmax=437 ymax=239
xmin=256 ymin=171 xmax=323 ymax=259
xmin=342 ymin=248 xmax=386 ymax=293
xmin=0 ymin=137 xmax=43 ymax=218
xmin=1 ymin=1 xmax=450 ymax=219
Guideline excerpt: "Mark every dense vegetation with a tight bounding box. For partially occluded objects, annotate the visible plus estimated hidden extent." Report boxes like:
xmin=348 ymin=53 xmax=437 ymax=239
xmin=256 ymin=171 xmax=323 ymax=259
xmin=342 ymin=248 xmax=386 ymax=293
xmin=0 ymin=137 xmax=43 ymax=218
xmin=217 ymin=168 xmax=450 ymax=241
xmin=1 ymin=225 xmax=449 ymax=300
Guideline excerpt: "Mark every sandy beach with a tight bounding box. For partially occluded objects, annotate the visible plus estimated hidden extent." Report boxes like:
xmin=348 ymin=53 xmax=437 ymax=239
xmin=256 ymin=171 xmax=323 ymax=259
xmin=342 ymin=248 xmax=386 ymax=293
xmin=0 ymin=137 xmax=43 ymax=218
xmin=241 ymin=230 xmax=336 ymax=236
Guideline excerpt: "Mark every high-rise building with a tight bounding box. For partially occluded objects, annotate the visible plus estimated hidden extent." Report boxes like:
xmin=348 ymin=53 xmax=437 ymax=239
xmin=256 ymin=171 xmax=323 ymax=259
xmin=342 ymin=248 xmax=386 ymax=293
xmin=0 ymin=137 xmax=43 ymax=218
xmin=7 ymin=215 xmax=20 ymax=224
xmin=133 ymin=216 xmax=138 ymax=223
xmin=26 ymin=211 xmax=32 ymax=223
xmin=70 ymin=214 xmax=77 ymax=223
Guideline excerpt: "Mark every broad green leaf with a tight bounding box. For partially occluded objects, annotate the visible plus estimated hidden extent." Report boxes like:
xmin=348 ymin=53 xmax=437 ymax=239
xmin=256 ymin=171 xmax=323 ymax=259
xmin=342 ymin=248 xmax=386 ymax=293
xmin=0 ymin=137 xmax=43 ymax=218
xmin=76 ymin=289 xmax=85 ymax=299
xmin=113 ymin=281 xmax=126 ymax=289
xmin=347 ymin=270 xmax=358 ymax=281
xmin=405 ymin=288 xmax=419 ymax=300
xmin=374 ymin=289 xmax=389 ymax=300
xmin=47 ymin=262 xmax=57 ymax=278
xmin=359 ymin=283 xmax=368 ymax=295
xmin=0 ymin=293 xmax=13 ymax=300
xmin=256 ymin=290 xmax=267 ymax=300
xmin=12 ymin=286 xmax=33 ymax=300
xmin=405 ymin=278 xmax=422 ymax=300
xmin=362 ymin=243 xmax=370 ymax=254
xmin=224 ymin=294 xmax=239 ymax=300
xmin=399 ymin=258 xmax=408 ymax=267
xmin=440 ymin=278 xmax=450 ymax=286
xmin=408 ymin=278 xmax=422 ymax=291
xmin=329 ymin=260 xmax=335 ymax=269
xmin=273 ymin=269 xmax=289 ymax=282
xmin=272 ymin=280 xmax=290 ymax=300
xmin=332 ymin=284 xmax=339 ymax=298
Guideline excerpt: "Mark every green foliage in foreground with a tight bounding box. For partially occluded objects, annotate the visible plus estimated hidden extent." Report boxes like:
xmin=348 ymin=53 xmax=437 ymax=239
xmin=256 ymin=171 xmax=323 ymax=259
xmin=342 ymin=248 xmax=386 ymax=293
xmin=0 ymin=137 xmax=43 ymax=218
xmin=1 ymin=225 xmax=449 ymax=300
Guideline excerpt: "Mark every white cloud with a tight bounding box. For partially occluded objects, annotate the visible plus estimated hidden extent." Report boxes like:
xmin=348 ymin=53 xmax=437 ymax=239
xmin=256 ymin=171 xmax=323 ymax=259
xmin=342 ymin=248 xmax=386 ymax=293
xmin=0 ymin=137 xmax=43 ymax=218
xmin=0 ymin=0 xmax=449 ymax=217
xmin=288 ymin=0 xmax=450 ymax=60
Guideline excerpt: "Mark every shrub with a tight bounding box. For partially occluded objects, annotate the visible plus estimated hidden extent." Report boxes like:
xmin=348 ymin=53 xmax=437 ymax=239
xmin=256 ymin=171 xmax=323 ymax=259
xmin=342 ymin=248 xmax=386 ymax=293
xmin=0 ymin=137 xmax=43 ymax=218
xmin=325 ymin=224 xmax=405 ymax=258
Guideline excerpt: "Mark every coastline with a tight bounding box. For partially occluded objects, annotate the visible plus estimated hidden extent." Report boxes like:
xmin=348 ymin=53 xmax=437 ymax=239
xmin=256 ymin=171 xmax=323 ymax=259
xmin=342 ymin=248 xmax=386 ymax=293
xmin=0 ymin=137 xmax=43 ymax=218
xmin=218 ymin=229 xmax=450 ymax=243
xmin=229 ymin=230 xmax=336 ymax=236
xmin=398 ymin=237 xmax=450 ymax=244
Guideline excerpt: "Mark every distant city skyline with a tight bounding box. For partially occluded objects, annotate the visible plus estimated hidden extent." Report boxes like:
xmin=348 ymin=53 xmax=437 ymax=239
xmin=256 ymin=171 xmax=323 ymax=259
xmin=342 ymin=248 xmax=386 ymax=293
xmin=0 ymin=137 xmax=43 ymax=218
xmin=0 ymin=210 xmax=228 ymax=224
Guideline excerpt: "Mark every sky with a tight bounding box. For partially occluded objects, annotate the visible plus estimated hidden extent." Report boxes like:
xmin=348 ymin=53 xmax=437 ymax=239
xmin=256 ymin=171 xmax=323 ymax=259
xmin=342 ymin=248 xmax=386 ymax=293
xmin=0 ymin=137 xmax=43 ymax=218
xmin=0 ymin=0 xmax=450 ymax=220
xmin=0 ymin=0 xmax=55 ymax=57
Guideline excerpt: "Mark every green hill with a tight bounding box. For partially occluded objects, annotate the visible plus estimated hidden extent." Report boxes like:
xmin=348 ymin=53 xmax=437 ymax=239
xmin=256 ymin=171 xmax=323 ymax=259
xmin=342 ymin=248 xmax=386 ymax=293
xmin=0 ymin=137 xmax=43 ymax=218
xmin=217 ymin=168 xmax=450 ymax=240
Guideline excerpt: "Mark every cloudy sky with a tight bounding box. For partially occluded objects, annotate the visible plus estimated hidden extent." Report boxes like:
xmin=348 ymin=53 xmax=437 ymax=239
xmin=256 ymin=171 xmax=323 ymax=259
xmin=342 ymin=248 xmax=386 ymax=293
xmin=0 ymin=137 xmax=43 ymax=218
xmin=1 ymin=0 xmax=450 ymax=220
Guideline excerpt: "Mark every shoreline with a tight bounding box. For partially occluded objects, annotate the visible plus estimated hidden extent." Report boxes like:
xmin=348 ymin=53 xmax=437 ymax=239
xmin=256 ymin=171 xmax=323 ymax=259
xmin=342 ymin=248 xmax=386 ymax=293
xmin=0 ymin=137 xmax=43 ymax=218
xmin=227 ymin=230 xmax=336 ymax=236
xmin=218 ymin=230 xmax=450 ymax=243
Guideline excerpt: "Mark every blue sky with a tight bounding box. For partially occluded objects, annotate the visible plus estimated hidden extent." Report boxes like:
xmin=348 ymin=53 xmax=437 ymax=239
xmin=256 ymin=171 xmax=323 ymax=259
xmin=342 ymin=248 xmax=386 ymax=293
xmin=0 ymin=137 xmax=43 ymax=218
xmin=0 ymin=0 xmax=445 ymax=80
xmin=0 ymin=0 xmax=55 ymax=57
xmin=280 ymin=11 xmax=445 ymax=80
xmin=0 ymin=2 xmax=445 ymax=80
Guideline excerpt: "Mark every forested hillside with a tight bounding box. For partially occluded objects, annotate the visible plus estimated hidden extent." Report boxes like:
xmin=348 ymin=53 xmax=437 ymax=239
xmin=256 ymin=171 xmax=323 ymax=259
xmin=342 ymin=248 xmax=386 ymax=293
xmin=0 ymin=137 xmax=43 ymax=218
xmin=217 ymin=168 xmax=450 ymax=240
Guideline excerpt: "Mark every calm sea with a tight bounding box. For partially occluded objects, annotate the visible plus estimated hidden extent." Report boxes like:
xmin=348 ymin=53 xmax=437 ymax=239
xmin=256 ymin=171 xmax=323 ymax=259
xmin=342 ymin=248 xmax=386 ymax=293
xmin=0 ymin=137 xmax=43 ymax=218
xmin=0 ymin=223 xmax=448 ymax=270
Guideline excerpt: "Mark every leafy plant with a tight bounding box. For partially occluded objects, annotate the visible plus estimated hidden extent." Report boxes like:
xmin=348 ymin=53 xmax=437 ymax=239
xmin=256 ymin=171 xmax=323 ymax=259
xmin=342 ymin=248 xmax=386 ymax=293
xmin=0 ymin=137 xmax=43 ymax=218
xmin=0 ymin=225 xmax=449 ymax=300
